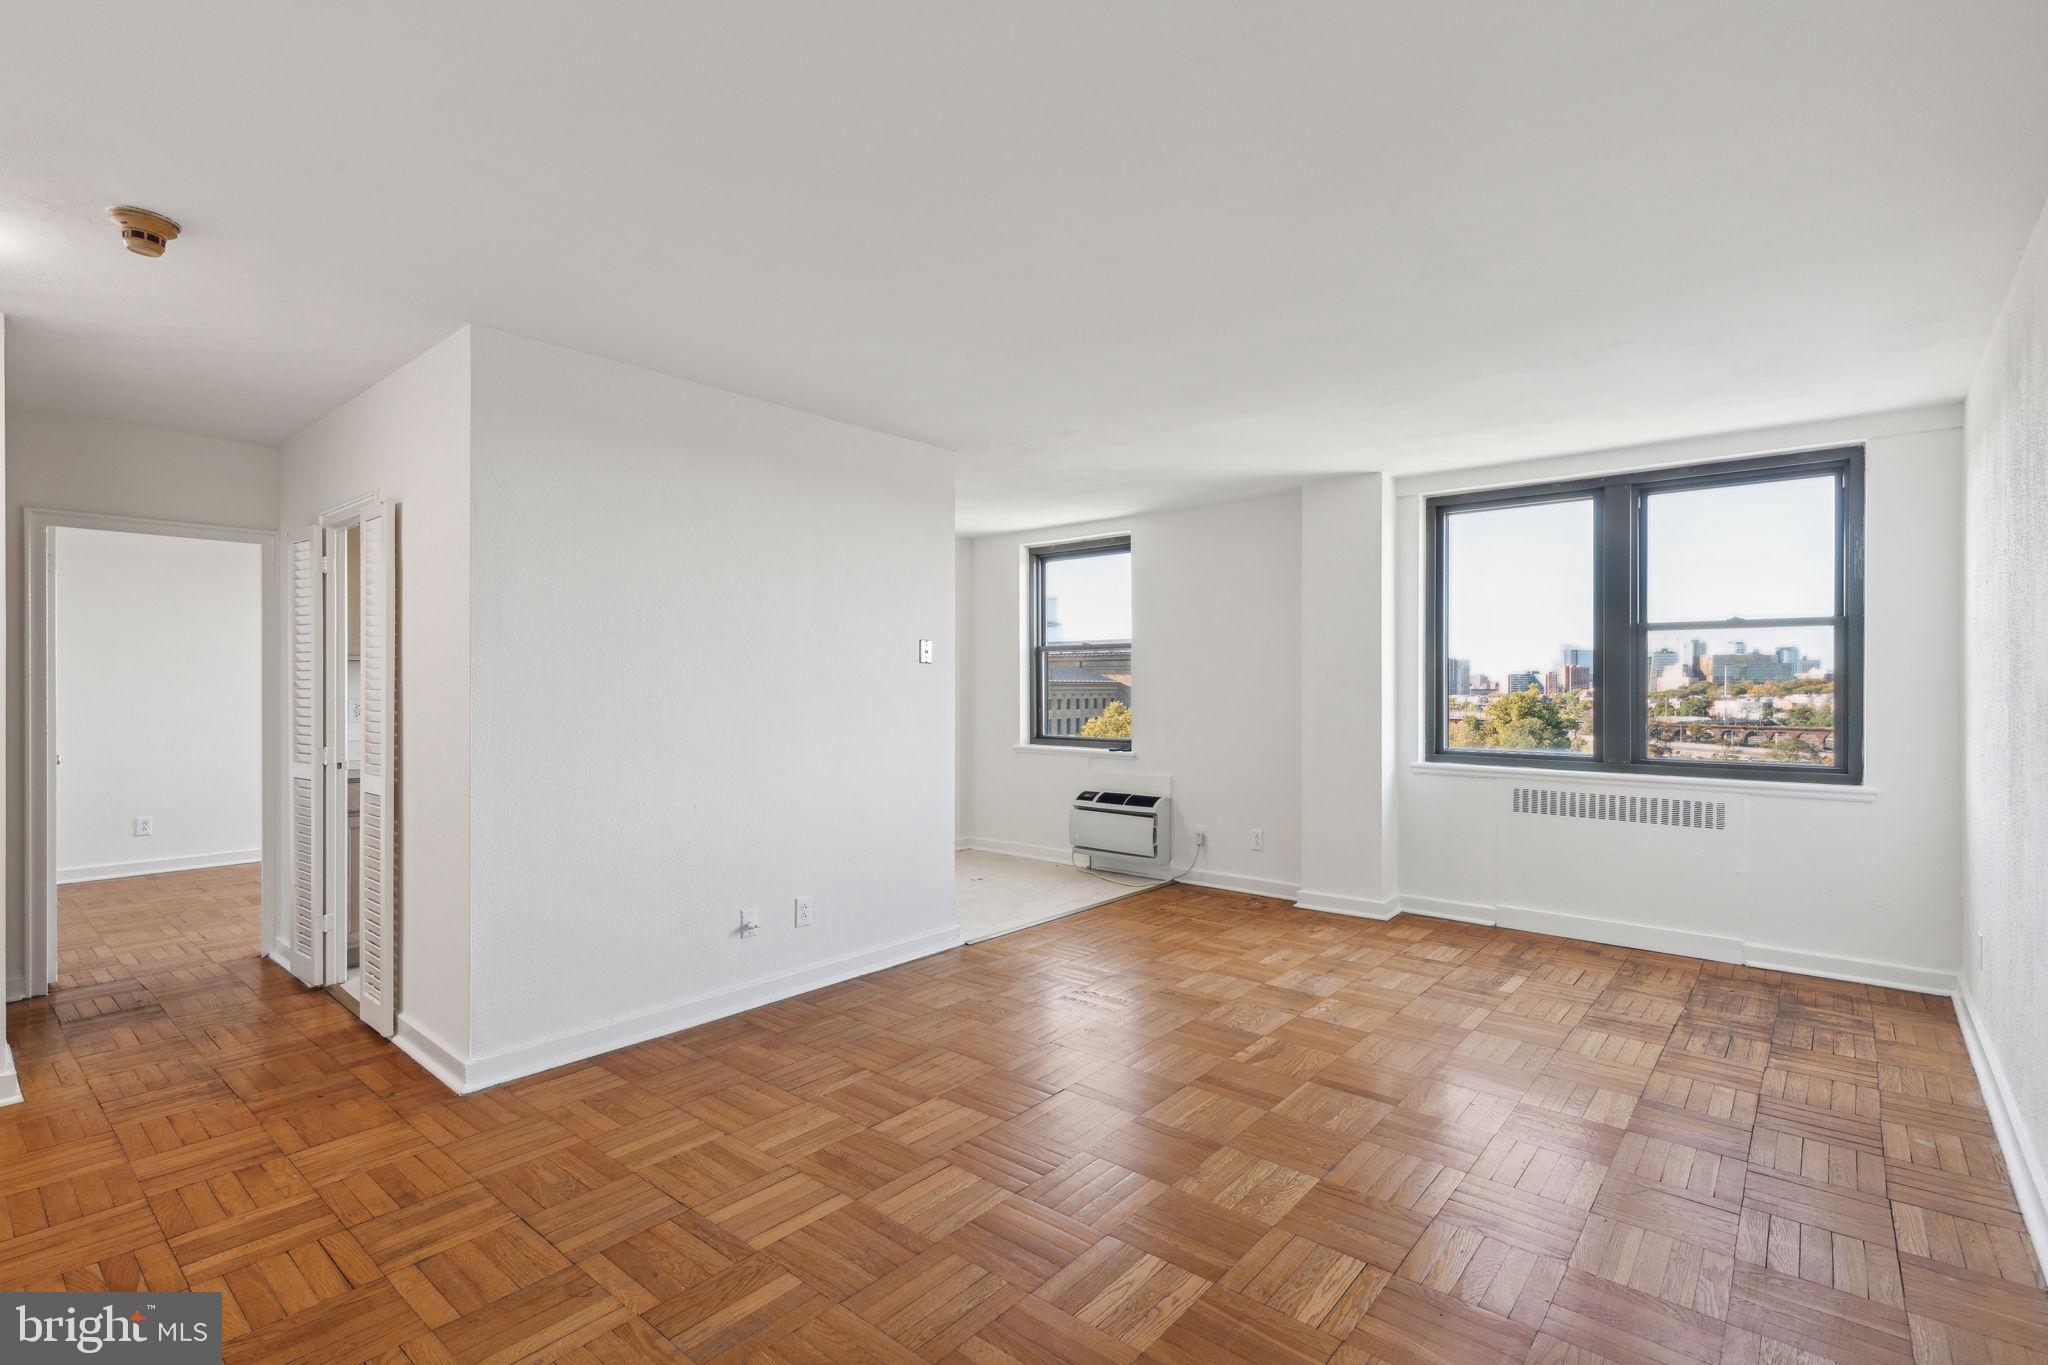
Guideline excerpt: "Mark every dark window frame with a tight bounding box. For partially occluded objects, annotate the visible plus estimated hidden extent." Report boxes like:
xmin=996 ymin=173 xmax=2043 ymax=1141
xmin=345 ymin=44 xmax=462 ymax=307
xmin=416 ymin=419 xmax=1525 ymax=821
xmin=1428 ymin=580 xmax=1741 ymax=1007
xmin=1426 ymin=445 xmax=1864 ymax=785
xmin=1029 ymin=535 xmax=1133 ymax=750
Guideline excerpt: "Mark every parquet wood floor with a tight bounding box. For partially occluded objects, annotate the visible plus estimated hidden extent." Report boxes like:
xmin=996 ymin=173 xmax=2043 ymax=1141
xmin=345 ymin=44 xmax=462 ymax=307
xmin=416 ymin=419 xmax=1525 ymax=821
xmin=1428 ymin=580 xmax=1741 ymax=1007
xmin=5 ymin=866 xmax=2045 ymax=1363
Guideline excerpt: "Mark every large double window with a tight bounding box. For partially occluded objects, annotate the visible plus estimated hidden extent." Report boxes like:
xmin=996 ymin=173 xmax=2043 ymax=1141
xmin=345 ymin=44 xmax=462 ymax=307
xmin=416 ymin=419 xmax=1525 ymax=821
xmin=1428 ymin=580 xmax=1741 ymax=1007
xmin=1428 ymin=446 xmax=1863 ymax=783
xmin=1030 ymin=537 xmax=1132 ymax=748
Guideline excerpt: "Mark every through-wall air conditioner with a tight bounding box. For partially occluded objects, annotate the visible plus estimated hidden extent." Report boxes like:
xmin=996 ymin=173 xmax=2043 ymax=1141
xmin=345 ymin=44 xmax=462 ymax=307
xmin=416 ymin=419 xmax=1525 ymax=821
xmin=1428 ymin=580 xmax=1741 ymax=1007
xmin=1070 ymin=790 xmax=1174 ymax=877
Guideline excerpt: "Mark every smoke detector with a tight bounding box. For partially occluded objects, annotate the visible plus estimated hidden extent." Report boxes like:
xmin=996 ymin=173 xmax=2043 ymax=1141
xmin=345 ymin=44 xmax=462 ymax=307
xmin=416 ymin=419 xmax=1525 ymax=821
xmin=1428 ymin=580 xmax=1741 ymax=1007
xmin=108 ymin=206 xmax=181 ymax=257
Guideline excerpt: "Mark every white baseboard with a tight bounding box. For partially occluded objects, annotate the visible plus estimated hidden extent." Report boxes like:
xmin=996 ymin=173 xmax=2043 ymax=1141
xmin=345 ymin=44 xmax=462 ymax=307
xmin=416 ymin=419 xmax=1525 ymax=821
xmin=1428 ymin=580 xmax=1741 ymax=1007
xmin=1954 ymin=983 xmax=2048 ymax=1271
xmin=58 ymin=849 xmax=261 ymax=885
xmin=954 ymin=836 xmax=970 ymax=851
xmin=394 ymin=1015 xmax=471 ymax=1096
xmin=1293 ymin=888 xmax=1398 ymax=920
xmin=1393 ymin=893 xmax=1953 ymax=993
xmin=960 ymin=835 xmax=1075 ymax=865
xmin=0 ymin=1043 xmax=20 ymax=1108
xmin=409 ymin=924 xmax=965 ymax=1095
xmin=961 ymin=836 xmax=1301 ymax=902
xmin=962 ymin=837 xmax=1956 ymax=999
xmin=1179 ymin=867 xmax=1302 ymax=899
xmin=1496 ymin=901 xmax=1746 ymax=964
xmin=1396 ymin=894 xmax=1499 ymax=926
xmin=1744 ymin=942 xmax=1957 ymax=996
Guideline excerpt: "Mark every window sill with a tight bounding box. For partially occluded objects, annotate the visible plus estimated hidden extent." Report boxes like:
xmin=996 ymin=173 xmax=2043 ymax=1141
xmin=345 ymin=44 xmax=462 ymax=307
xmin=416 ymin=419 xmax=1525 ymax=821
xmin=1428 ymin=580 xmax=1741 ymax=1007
xmin=1014 ymin=744 xmax=1137 ymax=760
xmin=1407 ymin=760 xmax=1877 ymax=802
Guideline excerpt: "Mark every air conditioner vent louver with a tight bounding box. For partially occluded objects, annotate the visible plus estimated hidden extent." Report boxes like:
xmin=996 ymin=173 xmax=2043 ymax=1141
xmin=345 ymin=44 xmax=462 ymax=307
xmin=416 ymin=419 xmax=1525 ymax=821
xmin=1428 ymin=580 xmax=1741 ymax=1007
xmin=1511 ymin=785 xmax=1725 ymax=831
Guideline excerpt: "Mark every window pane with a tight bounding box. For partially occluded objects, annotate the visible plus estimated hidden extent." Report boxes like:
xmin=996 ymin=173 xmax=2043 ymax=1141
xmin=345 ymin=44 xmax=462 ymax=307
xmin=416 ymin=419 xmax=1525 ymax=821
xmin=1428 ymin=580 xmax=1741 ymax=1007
xmin=1443 ymin=499 xmax=1596 ymax=755
xmin=1043 ymin=550 xmax=1131 ymax=643
xmin=1039 ymin=546 xmax=1131 ymax=742
xmin=1645 ymin=625 xmax=1836 ymax=766
xmin=1645 ymin=475 xmax=1837 ymax=623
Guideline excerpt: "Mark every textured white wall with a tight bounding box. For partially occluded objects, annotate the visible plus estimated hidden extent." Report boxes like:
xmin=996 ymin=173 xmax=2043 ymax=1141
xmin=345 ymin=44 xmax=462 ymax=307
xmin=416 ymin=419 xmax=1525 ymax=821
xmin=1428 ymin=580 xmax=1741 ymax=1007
xmin=4 ymin=410 xmax=280 ymax=1000
xmin=1963 ymin=199 xmax=2048 ymax=1195
xmin=279 ymin=330 xmax=473 ymax=1058
xmin=465 ymin=328 xmax=957 ymax=1070
xmin=54 ymin=530 xmax=262 ymax=879
xmin=960 ymin=492 xmax=1305 ymax=896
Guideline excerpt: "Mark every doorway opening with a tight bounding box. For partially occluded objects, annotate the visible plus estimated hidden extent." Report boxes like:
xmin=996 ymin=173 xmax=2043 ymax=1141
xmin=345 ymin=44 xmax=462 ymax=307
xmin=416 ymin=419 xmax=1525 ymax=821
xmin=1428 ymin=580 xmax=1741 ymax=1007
xmin=23 ymin=512 xmax=278 ymax=997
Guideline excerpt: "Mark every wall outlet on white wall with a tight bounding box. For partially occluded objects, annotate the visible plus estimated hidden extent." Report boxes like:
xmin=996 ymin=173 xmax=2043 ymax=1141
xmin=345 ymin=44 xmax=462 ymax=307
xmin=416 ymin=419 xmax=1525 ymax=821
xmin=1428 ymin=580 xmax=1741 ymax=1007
xmin=133 ymin=816 xmax=154 ymax=837
xmin=738 ymin=908 xmax=762 ymax=938
xmin=795 ymin=895 xmax=814 ymax=928
xmin=918 ymin=638 xmax=934 ymax=664
xmin=1249 ymin=828 xmax=1264 ymax=851
xmin=1194 ymin=826 xmax=1208 ymax=847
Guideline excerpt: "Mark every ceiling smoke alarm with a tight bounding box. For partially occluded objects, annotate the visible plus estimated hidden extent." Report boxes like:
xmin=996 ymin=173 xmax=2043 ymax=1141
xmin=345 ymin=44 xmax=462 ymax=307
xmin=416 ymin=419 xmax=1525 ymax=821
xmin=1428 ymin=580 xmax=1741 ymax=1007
xmin=108 ymin=206 xmax=180 ymax=257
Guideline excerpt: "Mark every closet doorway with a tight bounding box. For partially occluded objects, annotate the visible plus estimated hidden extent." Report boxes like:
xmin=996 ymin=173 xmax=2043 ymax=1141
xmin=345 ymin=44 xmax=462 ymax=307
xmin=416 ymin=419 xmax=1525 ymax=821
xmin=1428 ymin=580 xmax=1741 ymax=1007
xmin=285 ymin=495 xmax=400 ymax=1037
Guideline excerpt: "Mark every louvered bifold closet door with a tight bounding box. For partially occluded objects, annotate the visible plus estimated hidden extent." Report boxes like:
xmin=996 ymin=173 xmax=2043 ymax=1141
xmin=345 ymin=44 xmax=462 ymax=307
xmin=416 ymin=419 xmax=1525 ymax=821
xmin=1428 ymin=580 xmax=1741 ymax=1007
xmin=356 ymin=503 xmax=398 ymax=1036
xmin=287 ymin=529 xmax=326 ymax=986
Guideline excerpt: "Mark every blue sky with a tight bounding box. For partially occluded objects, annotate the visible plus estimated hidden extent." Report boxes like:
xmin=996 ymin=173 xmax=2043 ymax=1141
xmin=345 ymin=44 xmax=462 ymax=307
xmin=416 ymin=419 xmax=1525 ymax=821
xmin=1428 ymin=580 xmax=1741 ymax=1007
xmin=1044 ymin=549 xmax=1132 ymax=642
xmin=1446 ymin=475 xmax=1838 ymax=683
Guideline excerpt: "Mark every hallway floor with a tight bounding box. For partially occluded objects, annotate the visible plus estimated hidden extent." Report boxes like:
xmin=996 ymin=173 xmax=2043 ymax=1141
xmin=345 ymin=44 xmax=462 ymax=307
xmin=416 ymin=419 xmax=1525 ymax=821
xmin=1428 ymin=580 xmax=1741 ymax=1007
xmin=953 ymin=847 xmax=1145 ymax=943
xmin=4 ymin=868 xmax=2046 ymax=1362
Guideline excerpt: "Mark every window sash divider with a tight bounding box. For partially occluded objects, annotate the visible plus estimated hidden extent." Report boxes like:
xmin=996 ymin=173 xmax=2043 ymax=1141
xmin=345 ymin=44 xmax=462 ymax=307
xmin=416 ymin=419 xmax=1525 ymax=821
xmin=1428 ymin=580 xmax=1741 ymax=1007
xmin=1642 ymin=615 xmax=1842 ymax=632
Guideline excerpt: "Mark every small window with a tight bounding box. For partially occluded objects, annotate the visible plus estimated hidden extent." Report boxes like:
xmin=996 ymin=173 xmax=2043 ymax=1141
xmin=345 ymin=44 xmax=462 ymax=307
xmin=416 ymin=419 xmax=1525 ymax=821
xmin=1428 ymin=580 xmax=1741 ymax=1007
xmin=1031 ymin=537 xmax=1132 ymax=748
xmin=1428 ymin=447 xmax=1863 ymax=783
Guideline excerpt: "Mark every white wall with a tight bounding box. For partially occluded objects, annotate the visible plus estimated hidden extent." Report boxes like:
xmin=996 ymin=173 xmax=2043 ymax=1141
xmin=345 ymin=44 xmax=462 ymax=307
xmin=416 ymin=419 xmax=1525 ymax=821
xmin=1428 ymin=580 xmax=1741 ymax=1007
xmin=1395 ymin=408 xmax=1965 ymax=989
xmin=4 ymin=409 xmax=280 ymax=999
xmin=54 ymin=529 xmax=262 ymax=880
xmin=279 ymin=329 xmax=473 ymax=1060
xmin=1 ymin=315 xmax=12 ymax=1104
xmin=960 ymin=492 xmax=1305 ymax=897
xmin=463 ymin=328 xmax=957 ymax=1078
xmin=955 ymin=536 xmax=974 ymax=844
xmin=1963 ymin=196 xmax=2048 ymax=1244
xmin=1299 ymin=475 xmax=1398 ymax=915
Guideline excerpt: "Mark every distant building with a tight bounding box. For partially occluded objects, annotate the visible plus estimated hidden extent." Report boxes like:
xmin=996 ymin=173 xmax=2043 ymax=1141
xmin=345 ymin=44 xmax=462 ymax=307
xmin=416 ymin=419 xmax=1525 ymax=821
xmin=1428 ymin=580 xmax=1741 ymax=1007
xmin=1648 ymin=647 xmax=1678 ymax=676
xmin=1557 ymin=664 xmax=1591 ymax=692
xmin=1710 ymin=697 xmax=1769 ymax=720
xmin=1559 ymin=645 xmax=1594 ymax=670
xmin=1508 ymin=670 xmax=1543 ymax=694
xmin=1653 ymin=663 xmax=1692 ymax=692
xmin=1446 ymin=657 xmax=1471 ymax=697
xmin=1706 ymin=650 xmax=1800 ymax=684
xmin=1043 ymin=644 xmax=1131 ymax=737
xmin=1469 ymin=676 xmax=1499 ymax=705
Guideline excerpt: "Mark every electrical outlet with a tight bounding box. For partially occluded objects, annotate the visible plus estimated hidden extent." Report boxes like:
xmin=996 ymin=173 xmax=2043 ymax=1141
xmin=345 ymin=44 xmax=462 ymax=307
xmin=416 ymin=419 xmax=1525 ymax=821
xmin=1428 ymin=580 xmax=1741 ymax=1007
xmin=1194 ymin=826 xmax=1208 ymax=847
xmin=738 ymin=909 xmax=762 ymax=938
xmin=133 ymin=817 xmax=154 ymax=837
xmin=1249 ymin=828 xmax=1264 ymax=852
xmin=795 ymin=896 xmax=814 ymax=928
xmin=918 ymin=638 xmax=935 ymax=664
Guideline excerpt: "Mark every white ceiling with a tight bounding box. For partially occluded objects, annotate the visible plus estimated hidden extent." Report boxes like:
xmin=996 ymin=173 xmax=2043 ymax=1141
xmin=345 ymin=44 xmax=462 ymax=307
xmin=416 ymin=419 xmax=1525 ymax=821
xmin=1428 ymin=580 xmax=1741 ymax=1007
xmin=4 ymin=2 xmax=2046 ymax=533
